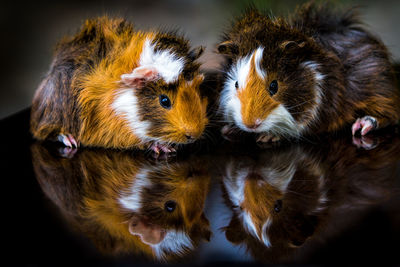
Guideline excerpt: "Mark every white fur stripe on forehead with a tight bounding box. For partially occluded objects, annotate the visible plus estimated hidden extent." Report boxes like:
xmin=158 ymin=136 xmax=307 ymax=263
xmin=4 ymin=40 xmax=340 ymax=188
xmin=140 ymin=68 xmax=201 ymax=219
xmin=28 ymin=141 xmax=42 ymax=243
xmin=237 ymin=47 xmax=265 ymax=88
xmin=140 ymin=38 xmax=185 ymax=83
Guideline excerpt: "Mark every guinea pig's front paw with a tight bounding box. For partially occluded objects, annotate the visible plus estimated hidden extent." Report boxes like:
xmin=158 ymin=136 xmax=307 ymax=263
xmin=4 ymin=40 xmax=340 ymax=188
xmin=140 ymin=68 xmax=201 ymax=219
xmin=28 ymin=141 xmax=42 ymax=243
xmin=352 ymin=116 xmax=378 ymax=136
xmin=256 ymin=133 xmax=280 ymax=143
xmin=221 ymin=125 xmax=242 ymax=142
xmin=57 ymin=134 xmax=79 ymax=148
xmin=150 ymin=142 xmax=176 ymax=156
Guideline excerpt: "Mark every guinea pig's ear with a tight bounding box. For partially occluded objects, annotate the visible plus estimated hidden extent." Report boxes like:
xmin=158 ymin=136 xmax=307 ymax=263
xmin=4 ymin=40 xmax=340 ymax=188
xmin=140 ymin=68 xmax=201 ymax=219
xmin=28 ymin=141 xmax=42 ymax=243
xmin=120 ymin=66 xmax=160 ymax=88
xmin=279 ymin=40 xmax=306 ymax=51
xmin=217 ymin=40 xmax=238 ymax=55
xmin=188 ymin=46 xmax=205 ymax=61
xmin=128 ymin=215 xmax=166 ymax=246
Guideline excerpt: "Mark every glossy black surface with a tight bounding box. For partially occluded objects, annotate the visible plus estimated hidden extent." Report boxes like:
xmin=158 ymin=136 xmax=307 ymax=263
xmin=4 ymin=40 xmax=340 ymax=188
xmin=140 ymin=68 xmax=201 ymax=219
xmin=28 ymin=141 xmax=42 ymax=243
xmin=2 ymin=108 xmax=400 ymax=265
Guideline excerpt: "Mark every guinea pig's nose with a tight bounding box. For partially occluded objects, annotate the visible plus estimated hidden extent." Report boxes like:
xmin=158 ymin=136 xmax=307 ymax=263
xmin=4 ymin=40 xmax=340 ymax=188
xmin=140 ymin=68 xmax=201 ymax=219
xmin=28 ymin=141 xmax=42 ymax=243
xmin=246 ymin=119 xmax=262 ymax=130
xmin=185 ymin=134 xmax=193 ymax=140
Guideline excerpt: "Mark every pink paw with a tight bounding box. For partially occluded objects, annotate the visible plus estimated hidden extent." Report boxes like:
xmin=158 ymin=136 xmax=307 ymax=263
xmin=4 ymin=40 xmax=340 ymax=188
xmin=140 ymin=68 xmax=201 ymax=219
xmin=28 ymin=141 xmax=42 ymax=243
xmin=150 ymin=143 xmax=176 ymax=157
xmin=57 ymin=134 xmax=79 ymax=148
xmin=351 ymin=116 xmax=378 ymax=136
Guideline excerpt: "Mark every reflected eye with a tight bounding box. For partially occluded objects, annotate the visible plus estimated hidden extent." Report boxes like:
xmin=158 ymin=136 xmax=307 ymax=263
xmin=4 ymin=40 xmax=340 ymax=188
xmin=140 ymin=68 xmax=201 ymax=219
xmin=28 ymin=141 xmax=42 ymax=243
xmin=235 ymin=81 xmax=239 ymax=89
xmin=269 ymin=80 xmax=278 ymax=96
xmin=274 ymin=199 xmax=283 ymax=213
xmin=164 ymin=200 xmax=176 ymax=212
xmin=159 ymin=94 xmax=171 ymax=109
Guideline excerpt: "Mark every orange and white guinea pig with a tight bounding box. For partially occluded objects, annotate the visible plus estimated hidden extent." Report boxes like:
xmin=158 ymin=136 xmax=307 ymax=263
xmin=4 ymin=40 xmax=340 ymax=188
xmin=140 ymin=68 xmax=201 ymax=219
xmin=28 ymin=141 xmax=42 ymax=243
xmin=217 ymin=3 xmax=400 ymax=143
xmin=30 ymin=17 xmax=208 ymax=153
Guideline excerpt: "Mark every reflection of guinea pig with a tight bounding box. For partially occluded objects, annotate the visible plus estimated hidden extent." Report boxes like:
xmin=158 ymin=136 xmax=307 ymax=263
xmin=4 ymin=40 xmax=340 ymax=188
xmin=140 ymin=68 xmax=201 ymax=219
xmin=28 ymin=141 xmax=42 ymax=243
xmin=222 ymin=146 xmax=325 ymax=249
xmin=30 ymin=17 xmax=208 ymax=153
xmin=31 ymin=144 xmax=211 ymax=261
xmin=218 ymin=2 xmax=400 ymax=143
xmin=220 ymin=135 xmax=400 ymax=263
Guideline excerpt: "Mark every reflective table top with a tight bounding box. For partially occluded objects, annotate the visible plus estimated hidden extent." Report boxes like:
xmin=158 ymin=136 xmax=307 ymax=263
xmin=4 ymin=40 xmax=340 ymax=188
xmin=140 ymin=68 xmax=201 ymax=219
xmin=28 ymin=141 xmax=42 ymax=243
xmin=2 ymin=108 xmax=400 ymax=265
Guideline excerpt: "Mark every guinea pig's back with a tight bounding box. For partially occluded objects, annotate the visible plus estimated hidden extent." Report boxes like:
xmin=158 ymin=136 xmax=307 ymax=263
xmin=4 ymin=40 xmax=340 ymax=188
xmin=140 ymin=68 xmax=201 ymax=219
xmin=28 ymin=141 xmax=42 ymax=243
xmin=30 ymin=17 xmax=134 ymax=141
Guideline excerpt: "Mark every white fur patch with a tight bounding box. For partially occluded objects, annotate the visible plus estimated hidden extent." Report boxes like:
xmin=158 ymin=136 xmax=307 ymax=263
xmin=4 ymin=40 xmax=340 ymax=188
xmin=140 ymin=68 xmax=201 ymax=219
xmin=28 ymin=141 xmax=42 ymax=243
xmin=299 ymin=61 xmax=325 ymax=128
xmin=112 ymin=89 xmax=151 ymax=142
xmin=119 ymin=169 xmax=151 ymax=212
xmin=152 ymin=229 xmax=193 ymax=260
xmin=261 ymin=218 xmax=273 ymax=247
xmin=139 ymin=38 xmax=185 ymax=84
xmin=219 ymin=47 xmax=265 ymax=128
xmin=258 ymin=104 xmax=301 ymax=138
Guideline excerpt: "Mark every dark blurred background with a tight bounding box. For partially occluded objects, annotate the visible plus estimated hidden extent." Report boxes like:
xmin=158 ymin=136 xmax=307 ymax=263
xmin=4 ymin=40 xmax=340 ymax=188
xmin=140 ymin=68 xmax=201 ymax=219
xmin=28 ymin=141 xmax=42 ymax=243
xmin=1 ymin=0 xmax=400 ymax=119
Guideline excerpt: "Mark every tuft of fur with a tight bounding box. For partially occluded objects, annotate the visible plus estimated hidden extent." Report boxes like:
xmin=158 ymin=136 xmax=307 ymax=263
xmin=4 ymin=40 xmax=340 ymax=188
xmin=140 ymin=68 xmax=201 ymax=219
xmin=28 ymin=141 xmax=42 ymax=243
xmin=30 ymin=16 xmax=208 ymax=150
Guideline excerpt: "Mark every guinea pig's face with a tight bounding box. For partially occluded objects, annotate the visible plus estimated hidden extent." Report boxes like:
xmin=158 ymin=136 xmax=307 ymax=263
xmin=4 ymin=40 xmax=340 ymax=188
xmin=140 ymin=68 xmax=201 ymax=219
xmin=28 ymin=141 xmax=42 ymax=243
xmin=219 ymin=41 xmax=324 ymax=138
xmin=113 ymin=37 xmax=208 ymax=145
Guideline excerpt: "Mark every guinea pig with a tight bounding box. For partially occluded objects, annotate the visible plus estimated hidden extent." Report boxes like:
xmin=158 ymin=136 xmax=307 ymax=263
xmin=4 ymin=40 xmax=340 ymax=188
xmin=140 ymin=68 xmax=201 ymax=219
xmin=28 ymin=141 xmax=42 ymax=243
xmin=31 ymin=143 xmax=211 ymax=260
xmin=217 ymin=2 xmax=400 ymax=144
xmin=30 ymin=17 xmax=208 ymax=154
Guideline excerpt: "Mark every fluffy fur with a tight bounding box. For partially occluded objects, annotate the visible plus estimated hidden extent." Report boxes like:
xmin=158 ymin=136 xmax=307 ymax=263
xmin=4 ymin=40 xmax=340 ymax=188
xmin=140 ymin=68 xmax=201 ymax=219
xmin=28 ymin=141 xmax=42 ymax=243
xmin=218 ymin=2 xmax=400 ymax=141
xmin=30 ymin=17 xmax=208 ymax=150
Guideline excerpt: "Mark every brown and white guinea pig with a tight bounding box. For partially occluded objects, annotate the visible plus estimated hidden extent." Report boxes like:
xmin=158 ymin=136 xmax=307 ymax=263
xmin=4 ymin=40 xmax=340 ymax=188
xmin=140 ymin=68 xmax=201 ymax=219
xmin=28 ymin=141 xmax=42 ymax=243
xmin=31 ymin=144 xmax=211 ymax=261
xmin=30 ymin=17 xmax=208 ymax=154
xmin=217 ymin=2 xmax=400 ymax=143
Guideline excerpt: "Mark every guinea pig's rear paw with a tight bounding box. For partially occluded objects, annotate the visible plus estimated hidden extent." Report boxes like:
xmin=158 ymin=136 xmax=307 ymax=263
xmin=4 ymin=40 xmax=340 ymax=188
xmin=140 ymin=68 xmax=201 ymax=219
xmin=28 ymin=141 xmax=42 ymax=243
xmin=352 ymin=135 xmax=378 ymax=150
xmin=256 ymin=133 xmax=280 ymax=143
xmin=57 ymin=134 xmax=79 ymax=148
xmin=352 ymin=116 xmax=378 ymax=136
xmin=150 ymin=143 xmax=176 ymax=157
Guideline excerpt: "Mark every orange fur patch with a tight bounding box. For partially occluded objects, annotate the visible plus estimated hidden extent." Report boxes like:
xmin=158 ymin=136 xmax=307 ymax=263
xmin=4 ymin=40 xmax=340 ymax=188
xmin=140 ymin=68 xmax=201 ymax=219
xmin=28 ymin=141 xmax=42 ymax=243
xmin=164 ymin=75 xmax=208 ymax=143
xmin=77 ymin=28 xmax=156 ymax=149
xmin=238 ymin=53 xmax=279 ymax=128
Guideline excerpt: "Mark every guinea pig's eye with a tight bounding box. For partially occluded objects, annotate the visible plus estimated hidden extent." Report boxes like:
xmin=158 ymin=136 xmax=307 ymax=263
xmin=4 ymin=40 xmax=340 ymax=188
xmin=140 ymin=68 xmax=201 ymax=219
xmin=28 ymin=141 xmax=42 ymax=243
xmin=159 ymin=94 xmax=172 ymax=109
xmin=274 ymin=199 xmax=283 ymax=213
xmin=269 ymin=80 xmax=278 ymax=96
xmin=164 ymin=200 xmax=177 ymax=212
xmin=235 ymin=81 xmax=239 ymax=89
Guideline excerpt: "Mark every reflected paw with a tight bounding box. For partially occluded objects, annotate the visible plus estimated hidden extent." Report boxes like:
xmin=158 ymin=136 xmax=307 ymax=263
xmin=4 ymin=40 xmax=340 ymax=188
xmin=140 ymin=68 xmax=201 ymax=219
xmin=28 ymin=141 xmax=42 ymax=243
xmin=352 ymin=116 xmax=378 ymax=136
xmin=58 ymin=146 xmax=78 ymax=158
xmin=352 ymin=135 xmax=378 ymax=150
xmin=57 ymin=134 xmax=79 ymax=148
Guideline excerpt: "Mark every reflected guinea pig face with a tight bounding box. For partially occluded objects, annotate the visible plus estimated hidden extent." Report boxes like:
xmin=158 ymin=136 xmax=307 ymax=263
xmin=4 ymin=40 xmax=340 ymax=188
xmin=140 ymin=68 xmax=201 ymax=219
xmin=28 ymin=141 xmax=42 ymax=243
xmin=222 ymin=148 xmax=327 ymax=248
xmin=118 ymin=159 xmax=212 ymax=257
